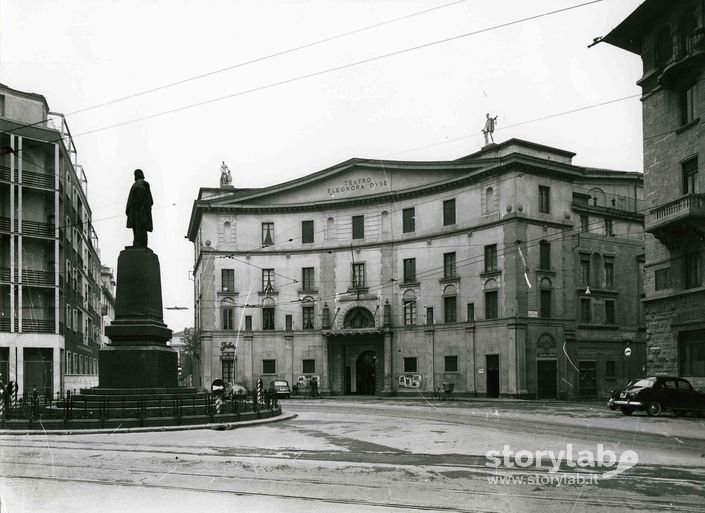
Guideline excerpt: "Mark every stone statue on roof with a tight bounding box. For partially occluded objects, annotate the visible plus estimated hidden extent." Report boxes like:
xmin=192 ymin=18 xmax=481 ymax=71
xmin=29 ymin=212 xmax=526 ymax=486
xmin=220 ymin=161 xmax=232 ymax=187
xmin=482 ymin=113 xmax=498 ymax=145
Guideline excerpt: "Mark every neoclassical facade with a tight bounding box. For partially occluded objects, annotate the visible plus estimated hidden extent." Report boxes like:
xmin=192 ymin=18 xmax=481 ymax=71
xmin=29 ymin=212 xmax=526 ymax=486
xmin=187 ymin=139 xmax=645 ymax=399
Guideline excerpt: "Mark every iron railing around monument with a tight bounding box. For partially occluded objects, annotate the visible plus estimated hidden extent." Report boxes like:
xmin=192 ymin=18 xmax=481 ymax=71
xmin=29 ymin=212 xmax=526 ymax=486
xmin=0 ymin=389 xmax=279 ymax=428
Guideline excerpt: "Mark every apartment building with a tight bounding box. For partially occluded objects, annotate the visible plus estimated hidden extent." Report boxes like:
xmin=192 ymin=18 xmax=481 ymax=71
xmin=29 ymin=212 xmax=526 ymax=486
xmin=0 ymin=83 xmax=103 ymax=396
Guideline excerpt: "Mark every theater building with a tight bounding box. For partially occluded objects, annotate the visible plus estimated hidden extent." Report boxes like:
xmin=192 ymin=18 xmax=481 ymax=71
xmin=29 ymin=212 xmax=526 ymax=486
xmin=187 ymin=139 xmax=645 ymax=399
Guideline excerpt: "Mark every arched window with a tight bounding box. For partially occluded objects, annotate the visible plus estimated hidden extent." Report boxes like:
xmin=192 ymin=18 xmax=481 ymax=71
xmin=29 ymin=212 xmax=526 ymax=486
xmin=381 ymin=210 xmax=391 ymax=234
xmin=223 ymin=221 xmax=232 ymax=243
xmin=485 ymin=187 xmax=495 ymax=214
xmin=540 ymin=278 xmax=552 ymax=318
xmin=402 ymin=289 xmax=417 ymax=326
xmin=343 ymin=307 xmax=375 ymax=328
xmin=588 ymin=188 xmax=606 ymax=207
xmin=262 ymin=297 xmax=275 ymax=330
xmin=655 ymin=26 xmax=673 ymax=67
xmin=537 ymin=334 xmax=557 ymax=355
xmin=221 ymin=298 xmax=234 ymax=330
xmin=443 ymin=285 xmax=457 ymax=323
xmin=302 ymin=296 xmax=315 ymax=330
xmin=326 ymin=217 xmax=335 ymax=240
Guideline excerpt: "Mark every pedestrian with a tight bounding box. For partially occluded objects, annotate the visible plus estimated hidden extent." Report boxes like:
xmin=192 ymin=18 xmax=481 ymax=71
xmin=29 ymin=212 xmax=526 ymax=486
xmin=311 ymin=376 xmax=319 ymax=398
xmin=32 ymin=384 xmax=39 ymax=405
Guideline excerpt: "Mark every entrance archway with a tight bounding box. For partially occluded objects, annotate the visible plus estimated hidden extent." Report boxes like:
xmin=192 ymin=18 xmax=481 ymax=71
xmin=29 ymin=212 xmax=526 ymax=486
xmin=356 ymin=350 xmax=377 ymax=395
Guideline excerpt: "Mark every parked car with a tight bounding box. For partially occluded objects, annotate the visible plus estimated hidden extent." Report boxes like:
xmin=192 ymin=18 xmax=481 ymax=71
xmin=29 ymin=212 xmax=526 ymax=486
xmin=609 ymin=376 xmax=705 ymax=417
xmin=267 ymin=379 xmax=291 ymax=399
xmin=224 ymin=382 xmax=248 ymax=399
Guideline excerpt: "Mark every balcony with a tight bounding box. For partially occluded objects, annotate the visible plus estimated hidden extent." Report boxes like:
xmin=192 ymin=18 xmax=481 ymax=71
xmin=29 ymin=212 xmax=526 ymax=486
xmin=657 ymin=29 xmax=705 ymax=88
xmin=645 ymin=193 xmax=705 ymax=248
xmin=0 ymin=268 xmax=55 ymax=286
xmin=0 ymin=165 xmax=55 ymax=190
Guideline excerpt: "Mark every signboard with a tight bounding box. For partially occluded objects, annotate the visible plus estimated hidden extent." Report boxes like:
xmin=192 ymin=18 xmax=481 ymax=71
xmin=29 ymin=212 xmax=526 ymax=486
xmin=220 ymin=352 xmax=235 ymax=361
xmin=478 ymin=368 xmax=485 ymax=374
xmin=326 ymin=176 xmax=389 ymax=197
xmin=211 ymin=378 xmax=225 ymax=394
xmin=528 ymin=310 xmax=539 ymax=318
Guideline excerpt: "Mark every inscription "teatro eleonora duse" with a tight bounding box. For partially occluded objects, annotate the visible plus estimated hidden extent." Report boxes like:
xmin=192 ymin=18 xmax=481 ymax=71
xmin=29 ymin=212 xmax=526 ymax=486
xmin=327 ymin=177 xmax=389 ymax=196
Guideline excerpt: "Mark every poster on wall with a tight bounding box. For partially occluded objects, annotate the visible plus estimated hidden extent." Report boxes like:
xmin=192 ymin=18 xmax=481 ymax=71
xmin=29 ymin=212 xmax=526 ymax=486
xmin=398 ymin=374 xmax=422 ymax=388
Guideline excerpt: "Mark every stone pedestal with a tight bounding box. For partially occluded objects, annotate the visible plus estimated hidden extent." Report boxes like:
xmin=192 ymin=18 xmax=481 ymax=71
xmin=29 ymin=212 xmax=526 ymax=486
xmin=100 ymin=247 xmax=176 ymax=388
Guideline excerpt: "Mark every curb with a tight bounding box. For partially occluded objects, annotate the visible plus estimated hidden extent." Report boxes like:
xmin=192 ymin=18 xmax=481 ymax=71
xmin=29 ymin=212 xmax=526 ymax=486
xmin=0 ymin=412 xmax=298 ymax=436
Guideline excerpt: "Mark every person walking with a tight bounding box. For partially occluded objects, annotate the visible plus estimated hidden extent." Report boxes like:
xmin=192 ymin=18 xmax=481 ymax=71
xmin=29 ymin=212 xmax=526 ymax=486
xmin=310 ymin=376 xmax=319 ymax=399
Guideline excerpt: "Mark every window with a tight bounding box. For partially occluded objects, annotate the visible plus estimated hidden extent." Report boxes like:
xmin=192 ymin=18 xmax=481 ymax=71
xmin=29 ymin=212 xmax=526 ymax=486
xmin=580 ymin=215 xmax=589 ymax=233
xmin=604 ymin=260 xmax=615 ymax=289
xmin=467 ymin=303 xmax=475 ymax=322
xmin=444 ymin=296 xmax=457 ymax=323
xmin=403 ymin=357 xmax=418 ymax=373
xmin=538 ymin=186 xmax=550 ymax=213
xmin=580 ymin=255 xmax=591 ymax=286
xmin=262 ymin=222 xmax=274 ymax=247
xmin=403 ymin=294 xmax=417 ymax=326
xmin=539 ymin=241 xmax=550 ymax=269
xmin=655 ymin=268 xmax=671 ymax=290
xmin=302 ymin=305 xmax=314 ymax=330
xmin=445 ymin=355 xmax=458 ymax=372
xmin=426 ymin=307 xmax=434 ymax=326
xmin=285 ymin=314 xmax=293 ymax=331
xmin=0 ymin=95 xmax=4 ymax=116
xmin=221 ymin=269 xmax=234 ymax=292
xmin=679 ymin=332 xmax=705 ymax=376
xmin=679 ymin=8 xmax=698 ymax=55
xmin=222 ymin=304 xmax=234 ymax=330
xmin=605 ymin=219 xmax=614 ymax=236
xmin=352 ymin=262 xmax=366 ymax=288
xmin=605 ymin=360 xmax=616 ymax=379
xmin=605 ymin=300 xmax=616 ymax=324
xmin=403 ymin=258 xmax=416 ymax=283
xmin=485 ymin=290 xmax=498 ymax=319
xmin=684 ymin=252 xmax=702 ymax=289
xmin=303 ymin=359 xmax=316 ymax=374
xmin=352 ymin=215 xmax=364 ymax=239
xmin=245 ymin=315 xmax=252 ymax=332
xmin=262 ymin=269 xmax=275 ymax=293
xmin=66 ymin=351 xmax=72 ymax=374
xmin=302 ymin=220 xmax=314 ymax=244
xmin=443 ymin=199 xmax=456 ymax=226
xmin=540 ymin=289 xmax=552 ymax=318
xmin=443 ymin=252 xmax=456 ymax=279
xmin=683 ymin=157 xmax=698 ymax=194
xmin=222 ymin=360 xmax=234 ymax=383
xmin=680 ymin=84 xmax=697 ymax=126
xmin=302 ymin=267 xmax=315 ymax=291
xmin=263 ymin=304 xmax=275 ymax=330
xmin=580 ymin=298 xmax=591 ymax=323
xmin=402 ymin=208 xmax=415 ymax=233
xmin=484 ymin=244 xmax=497 ymax=272
xmin=262 ymin=359 xmax=276 ymax=374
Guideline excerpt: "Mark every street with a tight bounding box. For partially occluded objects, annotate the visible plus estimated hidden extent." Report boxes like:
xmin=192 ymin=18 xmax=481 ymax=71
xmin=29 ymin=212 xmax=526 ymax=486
xmin=1 ymin=398 xmax=704 ymax=513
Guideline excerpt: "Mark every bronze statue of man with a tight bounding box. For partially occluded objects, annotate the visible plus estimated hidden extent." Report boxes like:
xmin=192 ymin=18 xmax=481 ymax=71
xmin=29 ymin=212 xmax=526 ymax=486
xmin=125 ymin=169 xmax=153 ymax=247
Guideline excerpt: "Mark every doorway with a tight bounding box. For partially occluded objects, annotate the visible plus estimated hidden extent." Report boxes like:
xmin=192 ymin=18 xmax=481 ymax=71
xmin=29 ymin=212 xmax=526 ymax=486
xmin=578 ymin=361 xmax=597 ymax=399
xmin=23 ymin=348 xmax=53 ymax=396
xmin=486 ymin=354 xmax=500 ymax=398
xmin=536 ymin=359 xmax=557 ymax=399
xmin=356 ymin=351 xmax=377 ymax=395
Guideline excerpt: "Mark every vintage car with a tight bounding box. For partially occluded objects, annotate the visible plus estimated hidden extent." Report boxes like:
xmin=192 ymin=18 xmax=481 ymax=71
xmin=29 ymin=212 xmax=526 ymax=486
xmin=608 ymin=376 xmax=705 ymax=417
xmin=267 ymin=379 xmax=291 ymax=399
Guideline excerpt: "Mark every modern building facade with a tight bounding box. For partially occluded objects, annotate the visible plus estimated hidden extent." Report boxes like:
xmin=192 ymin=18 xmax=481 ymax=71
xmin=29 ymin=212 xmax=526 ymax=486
xmin=187 ymin=139 xmax=645 ymax=399
xmin=99 ymin=265 xmax=116 ymax=347
xmin=0 ymin=83 xmax=104 ymax=396
xmin=604 ymin=0 xmax=705 ymax=389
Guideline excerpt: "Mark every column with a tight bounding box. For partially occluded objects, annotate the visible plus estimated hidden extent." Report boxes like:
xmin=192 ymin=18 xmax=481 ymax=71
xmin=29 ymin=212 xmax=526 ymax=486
xmin=381 ymin=331 xmax=392 ymax=396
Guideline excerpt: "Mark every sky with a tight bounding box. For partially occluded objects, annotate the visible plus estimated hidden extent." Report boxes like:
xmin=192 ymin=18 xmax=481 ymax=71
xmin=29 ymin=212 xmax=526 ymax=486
xmin=0 ymin=0 xmax=645 ymax=332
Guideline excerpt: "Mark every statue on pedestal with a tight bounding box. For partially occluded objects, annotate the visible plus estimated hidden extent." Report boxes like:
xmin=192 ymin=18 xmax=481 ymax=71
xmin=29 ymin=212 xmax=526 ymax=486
xmin=482 ymin=113 xmax=498 ymax=145
xmin=125 ymin=169 xmax=153 ymax=248
xmin=220 ymin=161 xmax=232 ymax=186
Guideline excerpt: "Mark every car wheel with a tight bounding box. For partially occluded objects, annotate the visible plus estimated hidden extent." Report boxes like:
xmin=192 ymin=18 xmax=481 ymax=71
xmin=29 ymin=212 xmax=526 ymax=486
xmin=620 ymin=407 xmax=633 ymax=416
xmin=647 ymin=401 xmax=662 ymax=417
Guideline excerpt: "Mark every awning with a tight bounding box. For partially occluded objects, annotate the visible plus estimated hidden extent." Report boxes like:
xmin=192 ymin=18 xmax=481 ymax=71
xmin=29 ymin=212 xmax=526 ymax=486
xmin=321 ymin=328 xmax=383 ymax=337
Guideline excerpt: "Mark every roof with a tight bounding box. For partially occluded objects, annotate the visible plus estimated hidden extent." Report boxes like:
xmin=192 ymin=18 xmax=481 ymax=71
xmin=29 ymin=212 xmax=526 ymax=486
xmin=0 ymin=82 xmax=51 ymax=112
xmin=456 ymin=138 xmax=576 ymax=161
xmin=602 ymin=0 xmax=669 ymax=54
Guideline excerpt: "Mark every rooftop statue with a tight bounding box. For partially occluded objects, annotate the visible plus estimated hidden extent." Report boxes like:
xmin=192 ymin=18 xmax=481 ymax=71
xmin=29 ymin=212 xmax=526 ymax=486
xmin=482 ymin=113 xmax=498 ymax=145
xmin=220 ymin=161 xmax=232 ymax=186
xmin=125 ymin=168 xmax=153 ymax=248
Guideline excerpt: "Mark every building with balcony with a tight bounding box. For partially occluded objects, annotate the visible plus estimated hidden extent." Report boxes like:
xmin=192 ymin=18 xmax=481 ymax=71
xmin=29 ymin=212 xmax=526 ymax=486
xmin=604 ymin=0 xmax=705 ymax=388
xmin=99 ymin=265 xmax=116 ymax=347
xmin=0 ymin=83 xmax=104 ymax=396
xmin=187 ymin=139 xmax=645 ymax=400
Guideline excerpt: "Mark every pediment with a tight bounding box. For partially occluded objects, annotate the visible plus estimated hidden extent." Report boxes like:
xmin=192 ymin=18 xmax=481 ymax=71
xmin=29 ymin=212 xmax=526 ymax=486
xmin=208 ymin=158 xmax=481 ymax=208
